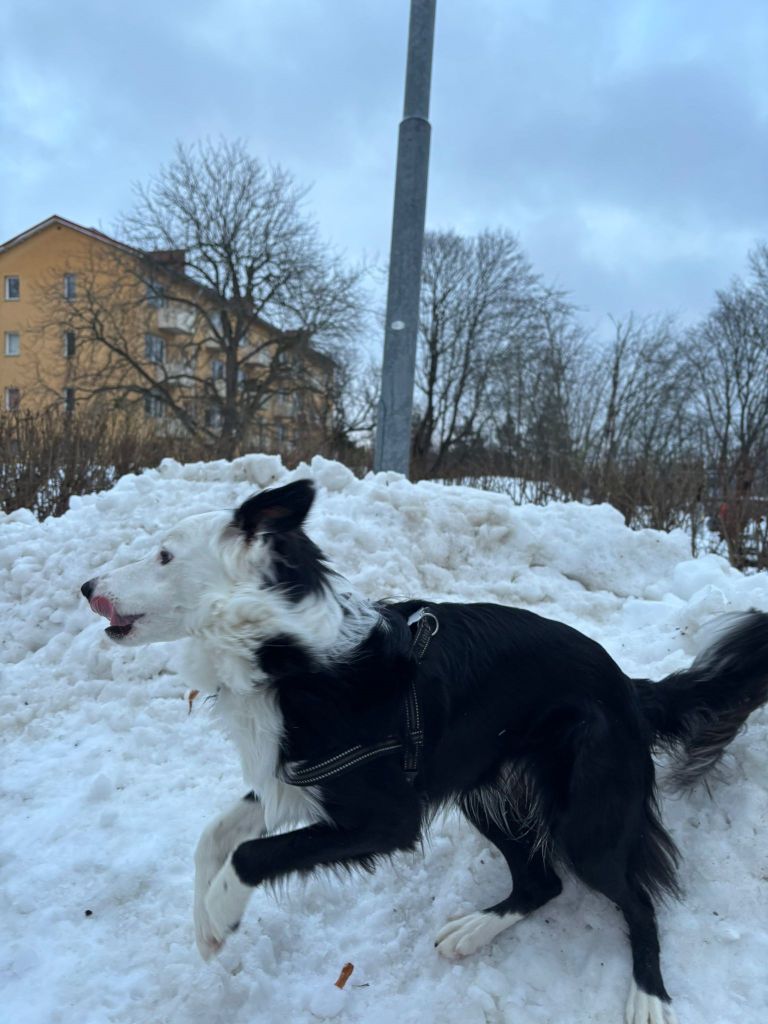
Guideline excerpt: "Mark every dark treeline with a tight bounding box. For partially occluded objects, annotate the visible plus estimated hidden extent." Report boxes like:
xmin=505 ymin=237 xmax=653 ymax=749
xmin=410 ymin=231 xmax=768 ymax=570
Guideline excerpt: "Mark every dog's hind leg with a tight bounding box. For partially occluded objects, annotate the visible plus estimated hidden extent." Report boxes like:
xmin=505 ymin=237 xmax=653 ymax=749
xmin=435 ymin=801 xmax=562 ymax=959
xmin=194 ymin=793 xmax=266 ymax=960
xmin=559 ymin=720 xmax=679 ymax=1024
xmin=569 ymin=864 xmax=677 ymax=1024
xmin=618 ymin=887 xmax=678 ymax=1024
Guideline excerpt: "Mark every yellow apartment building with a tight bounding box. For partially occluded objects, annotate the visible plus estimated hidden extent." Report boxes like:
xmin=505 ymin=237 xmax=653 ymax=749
xmin=0 ymin=216 xmax=335 ymax=450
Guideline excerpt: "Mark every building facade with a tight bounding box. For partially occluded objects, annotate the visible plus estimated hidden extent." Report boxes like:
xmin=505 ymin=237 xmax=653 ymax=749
xmin=0 ymin=216 xmax=335 ymax=451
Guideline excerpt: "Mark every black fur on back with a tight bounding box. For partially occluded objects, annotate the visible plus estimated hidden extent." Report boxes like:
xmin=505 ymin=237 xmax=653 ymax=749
xmin=230 ymin=598 xmax=768 ymax=1010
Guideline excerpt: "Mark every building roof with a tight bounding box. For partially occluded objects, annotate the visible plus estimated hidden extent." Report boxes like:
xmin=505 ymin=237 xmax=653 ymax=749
xmin=0 ymin=214 xmax=138 ymax=255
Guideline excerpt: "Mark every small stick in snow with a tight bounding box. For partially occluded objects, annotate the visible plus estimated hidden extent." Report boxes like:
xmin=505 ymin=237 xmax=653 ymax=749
xmin=334 ymin=963 xmax=354 ymax=989
xmin=185 ymin=689 xmax=200 ymax=715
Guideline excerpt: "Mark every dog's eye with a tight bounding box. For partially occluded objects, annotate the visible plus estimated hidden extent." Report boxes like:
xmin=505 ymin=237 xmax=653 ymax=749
xmin=159 ymin=549 xmax=173 ymax=565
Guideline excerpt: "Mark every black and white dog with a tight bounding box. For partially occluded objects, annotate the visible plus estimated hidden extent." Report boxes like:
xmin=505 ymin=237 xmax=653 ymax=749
xmin=81 ymin=479 xmax=768 ymax=1024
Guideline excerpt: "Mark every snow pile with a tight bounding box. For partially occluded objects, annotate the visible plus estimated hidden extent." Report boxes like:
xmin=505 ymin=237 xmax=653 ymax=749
xmin=2 ymin=454 xmax=767 ymax=1024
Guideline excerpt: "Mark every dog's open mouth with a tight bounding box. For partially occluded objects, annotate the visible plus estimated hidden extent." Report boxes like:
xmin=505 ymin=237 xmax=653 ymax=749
xmin=89 ymin=596 xmax=143 ymax=639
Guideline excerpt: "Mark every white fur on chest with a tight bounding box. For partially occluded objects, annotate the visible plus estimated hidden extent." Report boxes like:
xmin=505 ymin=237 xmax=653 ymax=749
xmin=216 ymin=686 xmax=283 ymax=791
xmin=184 ymin=640 xmax=324 ymax=831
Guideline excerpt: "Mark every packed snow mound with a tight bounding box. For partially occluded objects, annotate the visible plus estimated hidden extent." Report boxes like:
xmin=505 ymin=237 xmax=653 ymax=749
xmin=2 ymin=454 xmax=767 ymax=1024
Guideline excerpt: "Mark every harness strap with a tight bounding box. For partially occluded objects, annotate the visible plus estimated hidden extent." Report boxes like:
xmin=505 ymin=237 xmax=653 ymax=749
xmin=283 ymin=606 xmax=438 ymax=788
xmin=285 ymin=739 xmax=403 ymax=786
xmin=407 ymin=607 xmax=439 ymax=662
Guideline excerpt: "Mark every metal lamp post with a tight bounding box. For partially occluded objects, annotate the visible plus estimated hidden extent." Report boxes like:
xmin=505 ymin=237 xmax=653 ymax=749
xmin=373 ymin=0 xmax=436 ymax=475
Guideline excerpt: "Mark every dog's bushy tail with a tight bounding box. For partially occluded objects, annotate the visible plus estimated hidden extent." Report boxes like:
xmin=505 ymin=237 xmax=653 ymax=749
xmin=635 ymin=610 xmax=768 ymax=789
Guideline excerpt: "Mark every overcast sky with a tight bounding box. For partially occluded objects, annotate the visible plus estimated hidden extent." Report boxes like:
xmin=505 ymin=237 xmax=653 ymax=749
xmin=2 ymin=0 xmax=767 ymax=333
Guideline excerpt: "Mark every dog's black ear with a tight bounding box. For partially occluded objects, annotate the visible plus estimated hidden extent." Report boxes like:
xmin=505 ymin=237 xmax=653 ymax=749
xmin=233 ymin=480 xmax=315 ymax=539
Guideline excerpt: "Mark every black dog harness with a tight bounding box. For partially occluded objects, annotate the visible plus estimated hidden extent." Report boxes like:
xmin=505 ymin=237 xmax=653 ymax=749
xmin=283 ymin=607 xmax=439 ymax=788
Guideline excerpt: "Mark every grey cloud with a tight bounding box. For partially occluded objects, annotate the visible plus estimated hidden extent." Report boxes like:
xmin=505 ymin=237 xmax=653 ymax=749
xmin=2 ymin=0 xmax=767 ymax=325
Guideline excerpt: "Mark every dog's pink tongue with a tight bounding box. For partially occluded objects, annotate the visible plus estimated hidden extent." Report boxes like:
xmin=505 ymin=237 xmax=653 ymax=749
xmin=90 ymin=596 xmax=114 ymax=620
xmin=90 ymin=596 xmax=133 ymax=627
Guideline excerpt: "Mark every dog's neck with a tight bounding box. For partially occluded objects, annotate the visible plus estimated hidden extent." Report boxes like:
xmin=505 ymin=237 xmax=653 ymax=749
xmin=184 ymin=580 xmax=381 ymax=697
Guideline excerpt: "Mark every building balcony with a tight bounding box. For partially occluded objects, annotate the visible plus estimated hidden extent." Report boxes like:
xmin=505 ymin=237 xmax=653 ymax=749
xmin=157 ymin=303 xmax=196 ymax=334
xmin=165 ymin=361 xmax=197 ymax=386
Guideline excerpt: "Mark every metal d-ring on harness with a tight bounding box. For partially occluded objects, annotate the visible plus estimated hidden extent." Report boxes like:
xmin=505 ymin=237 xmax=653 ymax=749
xmin=284 ymin=607 xmax=439 ymax=788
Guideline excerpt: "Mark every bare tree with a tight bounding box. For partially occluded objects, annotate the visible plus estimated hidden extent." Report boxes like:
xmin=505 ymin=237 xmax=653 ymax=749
xmin=412 ymin=229 xmax=546 ymax=475
xmin=490 ymin=290 xmax=592 ymax=494
xmin=687 ymin=261 xmax=768 ymax=566
xmin=38 ymin=140 xmax=366 ymax=457
xmin=583 ymin=315 xmax=692 ymax=512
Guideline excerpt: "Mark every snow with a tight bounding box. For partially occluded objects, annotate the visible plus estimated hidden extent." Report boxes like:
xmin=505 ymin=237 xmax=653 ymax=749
xmin=2 ymin=453 xmax=768 ymax=1024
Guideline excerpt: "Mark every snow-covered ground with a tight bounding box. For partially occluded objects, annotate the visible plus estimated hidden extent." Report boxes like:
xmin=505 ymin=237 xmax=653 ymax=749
xmin=2 ymin=454 xmax=767 ymax=1024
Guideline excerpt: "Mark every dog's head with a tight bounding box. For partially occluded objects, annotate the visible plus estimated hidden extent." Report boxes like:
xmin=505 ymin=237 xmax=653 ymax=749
xmin=81 ymin=479 xmax=323 ymax=647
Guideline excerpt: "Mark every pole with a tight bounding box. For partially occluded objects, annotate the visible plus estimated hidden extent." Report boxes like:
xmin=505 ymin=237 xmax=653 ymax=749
xmin=373 ymin=0 xmax=436 ymax=475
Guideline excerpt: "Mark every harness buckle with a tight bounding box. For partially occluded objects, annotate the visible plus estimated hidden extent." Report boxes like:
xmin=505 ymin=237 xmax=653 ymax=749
xmin=407 ymin=607 xmax=440 ymax=636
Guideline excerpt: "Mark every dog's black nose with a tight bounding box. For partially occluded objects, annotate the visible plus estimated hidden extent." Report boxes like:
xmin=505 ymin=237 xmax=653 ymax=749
xmin=81 ymin=579 xmax=95 ymax=600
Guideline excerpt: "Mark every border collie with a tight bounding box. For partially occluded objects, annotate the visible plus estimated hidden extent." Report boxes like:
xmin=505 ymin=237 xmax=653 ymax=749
xmin=81 ymin=479 xmax=768 ymax=1024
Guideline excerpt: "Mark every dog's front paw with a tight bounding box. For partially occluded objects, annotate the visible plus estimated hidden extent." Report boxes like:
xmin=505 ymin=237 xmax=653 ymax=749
xmin=194 ymin=891 xmax=224 ymax=961
xmin=203 ymin=858 xmax=252 ymax=952
xmin=194 ymin=840 xmax=226 ymax=960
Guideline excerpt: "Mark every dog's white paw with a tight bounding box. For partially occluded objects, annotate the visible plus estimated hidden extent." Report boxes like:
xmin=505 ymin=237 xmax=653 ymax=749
xmin=194 ymin=835 xmax=226 ymax=960
xmin=624 ymin=980 xmax=678 ymax=1024
xmin=194 ymin=890 xmax=224 ymax=961
xmin=435 ymin=910 xmax=524 ymax=959
xmin=192 ymin=797 xmax=265 ymax=960
xmin=203 ymin=859 xmax=252 ymax=951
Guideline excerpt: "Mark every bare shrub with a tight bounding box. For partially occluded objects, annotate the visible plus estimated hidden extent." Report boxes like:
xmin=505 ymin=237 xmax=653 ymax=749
xmin=1 ymin=408 xmax=212 ymax=519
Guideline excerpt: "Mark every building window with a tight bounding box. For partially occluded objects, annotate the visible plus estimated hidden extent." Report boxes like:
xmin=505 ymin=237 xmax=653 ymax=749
xmin=211 ymin=359 xmax=225 ymax=380
xmin=4 ymin=331 xmax=20 ymax=356
xmin=145 ymin=280 xmax=166 ymax=308
xmin=144 ymin=391 xmax=164 ymax=418
xmin=4 ymin=387 xmax=20 ymax=411
xmin=63 ymin=331 xmax=76 ymax=358
xmin=144 ymin=333 xmax=165 ymax=363
xmin=63 ymin=387 xmax=75 ymax=412
xmin=63 ymin=273 xmax=77 ymax=300
xmin=4 ymin=276 xmax=20 ymax=300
